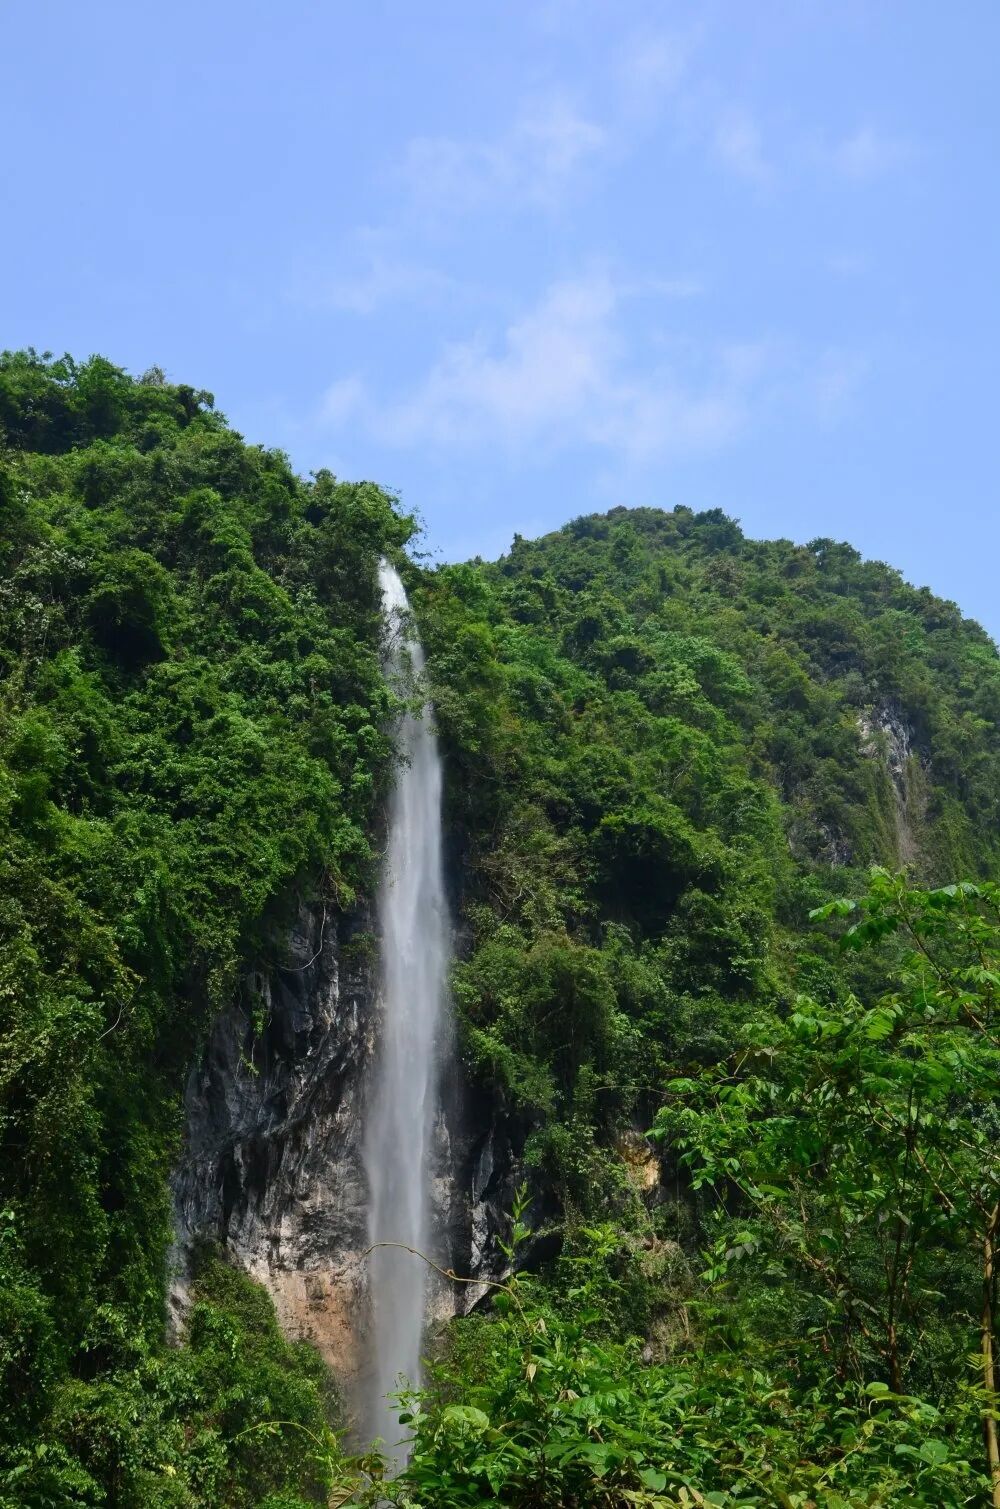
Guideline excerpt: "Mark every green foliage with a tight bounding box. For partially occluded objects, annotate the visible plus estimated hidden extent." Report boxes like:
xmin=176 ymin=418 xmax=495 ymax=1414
xmin=383 ymin=1185 xmax=985 ymax=1507
xmin=0 ymin=351 xmax=411 ymax=1502
xmin=652 ymin=872 xmax=1000 ymax=1502
xmin=365 ymin=884 xmax=1000 ymax=1505
xmin=656 ymin=874 xmax=1000 ymax=1387
xmin=0 ymin=1251 xmax=345 ymax=1508
xmin=416 ymin=504 xmax=1000 ymax=1205
xmin=5 ymin=356 xmax=1000 ymax=1504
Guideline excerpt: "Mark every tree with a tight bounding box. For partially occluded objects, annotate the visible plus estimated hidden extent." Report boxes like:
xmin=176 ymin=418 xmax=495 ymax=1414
xmin=657 ymin=871 xmax=1000 ymax=1504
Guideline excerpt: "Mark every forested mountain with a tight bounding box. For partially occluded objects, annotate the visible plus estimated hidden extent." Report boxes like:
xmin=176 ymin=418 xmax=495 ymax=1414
xmin=417 ymin=505 xmax=1000 ymax=1134
xmin=0 ymin=352 xmax=412 ymax=1504
xmin=3 ymin=352 xmax=1000 ymax=1506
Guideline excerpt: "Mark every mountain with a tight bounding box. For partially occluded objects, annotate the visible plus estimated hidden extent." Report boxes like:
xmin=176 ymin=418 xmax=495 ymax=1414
xmin=418 ymin=504 xmax=1000 ymax=1139
xmin=2 ymin=351 xmax=998 ymax=1505
xmin=0 ymin=351 xmax=412 ymax=1504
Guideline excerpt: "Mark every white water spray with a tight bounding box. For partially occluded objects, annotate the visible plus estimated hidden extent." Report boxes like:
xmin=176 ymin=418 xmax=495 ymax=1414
xmin=363 ymin=561 xmax=450 ymax=1458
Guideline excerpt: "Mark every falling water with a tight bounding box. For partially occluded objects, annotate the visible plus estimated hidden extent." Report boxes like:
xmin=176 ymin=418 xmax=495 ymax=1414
xmin=363 ymin=560 xmax=450 ymax=1459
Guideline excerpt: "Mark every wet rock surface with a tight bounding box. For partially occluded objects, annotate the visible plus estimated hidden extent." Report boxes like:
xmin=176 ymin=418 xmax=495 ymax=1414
xmin=170 ymin=902 xmax=518 ymax=1408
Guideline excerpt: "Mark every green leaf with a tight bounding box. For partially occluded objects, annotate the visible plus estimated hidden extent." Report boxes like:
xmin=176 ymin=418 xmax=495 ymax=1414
xmin=918 ymin=1438 xmax=949 ymax=1466
xmin=640 ymin=1468 xmax=668 ymax=1492
xmin=441 ymin=1405 xmax=490 ymax=1434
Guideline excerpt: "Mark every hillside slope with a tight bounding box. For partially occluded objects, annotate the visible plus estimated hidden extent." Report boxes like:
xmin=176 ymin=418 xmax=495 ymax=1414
xmin=417 ymin=506 xmax=1000 ymax=1167
xmin=0 ymin=350 xmax=411 ymax=1503
xmin=2 ymin=352 xmax=999 ymax=1504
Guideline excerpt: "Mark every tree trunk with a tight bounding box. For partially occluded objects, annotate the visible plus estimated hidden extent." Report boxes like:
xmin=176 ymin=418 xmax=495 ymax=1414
xmin=887 ymin=1320 xmax=903 ymax=1397
xmin=982 ymin=1204 xmax=1000 ymax=1509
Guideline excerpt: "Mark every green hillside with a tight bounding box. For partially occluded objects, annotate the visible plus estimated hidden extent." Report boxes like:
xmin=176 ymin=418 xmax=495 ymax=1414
xmin=0 ymin=351 xmax=410 ymax=1505
xmin=409 ymin=515 xmax=1000 ymax=1507
xmin=418 ymin=506 xmax=1000 ymax=1134
xmin=2 ymin=352 xmax=1000 ymax=1505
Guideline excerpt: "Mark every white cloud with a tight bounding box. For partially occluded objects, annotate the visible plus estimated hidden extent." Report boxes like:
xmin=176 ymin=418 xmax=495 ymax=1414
xmin=297 ymin=256 xmax=454 ymax=316
xmin=400 ymin=91 xmax=606 ymax=214
xmin=380 ymin=275 xmax=618 ymax=447
xmin=318 ymin=274 xmax=762 ymax=464
xmin=320 ymin=376 xmax=367 ymax=425
xmin=592 ymin=382 xmax=743 ymax=460
xmin=615 ymin=28 xmax=691 ymax=116
xmin=828 ymin=125 xmax=909 ymax=180
xmin=720 ymin=340 xmax=782 ymax=387
xmin=285 ymin=226 xmax=459 ymax=316
xmin=714 ymin=109 xmax=771 ymax=185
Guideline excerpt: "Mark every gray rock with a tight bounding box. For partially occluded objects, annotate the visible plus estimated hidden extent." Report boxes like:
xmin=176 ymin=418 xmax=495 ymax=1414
xmin=858 ymin=702 xmax=926 ymax=865
xmin=169 ymin=900 xmax=517 ymax=1419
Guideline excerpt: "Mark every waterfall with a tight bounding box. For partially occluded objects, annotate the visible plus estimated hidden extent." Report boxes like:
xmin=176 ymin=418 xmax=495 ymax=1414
xmin=363 ymin=560 xmax=451 ymax=1459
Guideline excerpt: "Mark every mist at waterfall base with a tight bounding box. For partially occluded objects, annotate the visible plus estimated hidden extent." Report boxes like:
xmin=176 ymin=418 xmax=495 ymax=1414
xmin=361 ymin=561 xmax=451 ymax=1460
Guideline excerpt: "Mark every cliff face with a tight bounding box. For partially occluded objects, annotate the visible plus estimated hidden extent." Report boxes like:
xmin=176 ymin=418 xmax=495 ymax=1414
xmin=170 ymin=902 xmax=519 ymax=1408
xmin=858 ymin=702 xmax=927 ymax=867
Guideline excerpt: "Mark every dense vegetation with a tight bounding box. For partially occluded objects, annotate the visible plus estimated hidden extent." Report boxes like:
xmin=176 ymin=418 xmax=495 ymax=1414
xmin=417 ymin=504 xmax=1000 ymax=1150
xmin=399 ymin=511 xmax=1000 ymax=1506
xmin=3 ymin=352 xmax=1000 ymax=1505
xmin=0 ymin=351 xmax=409 ymax=1504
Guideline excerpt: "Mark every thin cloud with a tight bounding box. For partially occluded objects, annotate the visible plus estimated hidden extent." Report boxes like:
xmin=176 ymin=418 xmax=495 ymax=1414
xmin=400 ymin=91 xmax=607 ymax=214
xmin=380 ymin=275 xmax=619 ymax=447
xmin=714 ymin=109 xmax=772 ymax=185
xmin=318 ymin=274 xmax=766 ymax=464
xmin=828 ymin=125 xmax=910 ymax=180
xmin=320 ymin=375 xmax=367 ymax=425
xmin=615 ymin=27 xmax=692 ymax=118
xmin=290 ymin=254 xmax=456 ymax=315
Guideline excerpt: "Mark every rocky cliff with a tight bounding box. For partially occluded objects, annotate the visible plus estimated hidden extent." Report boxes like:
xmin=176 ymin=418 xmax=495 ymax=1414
xmin=170 ymin=902 xmax=520 ymax=1419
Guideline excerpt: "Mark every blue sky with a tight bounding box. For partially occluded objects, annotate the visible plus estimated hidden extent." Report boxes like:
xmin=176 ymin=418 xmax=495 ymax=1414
xmin=2 ymin=2 xmax=997 ymax=634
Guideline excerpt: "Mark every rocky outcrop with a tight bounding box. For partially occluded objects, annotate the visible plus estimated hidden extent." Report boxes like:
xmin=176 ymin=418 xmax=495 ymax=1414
xmin=858 ymin=703 xmax=926 ymax=865
xmin=169 ymin=902 xmax=518 ymax=1417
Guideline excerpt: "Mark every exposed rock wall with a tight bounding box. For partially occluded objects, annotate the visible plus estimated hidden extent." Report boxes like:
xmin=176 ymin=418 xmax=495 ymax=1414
xmin=858 ymin=702 xmax=926 ymax=866
xmin=170 ymin=902 xmax=518 ymax=1416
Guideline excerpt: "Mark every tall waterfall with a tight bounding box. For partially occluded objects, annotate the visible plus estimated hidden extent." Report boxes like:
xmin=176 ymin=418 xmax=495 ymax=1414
xmin=363 ymin=560 xmax=450 ymax=1458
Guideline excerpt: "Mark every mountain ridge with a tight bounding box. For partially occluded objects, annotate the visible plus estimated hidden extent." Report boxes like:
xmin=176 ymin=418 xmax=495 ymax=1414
xmin=2 ymin=350 xmax=999 ymax=1504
